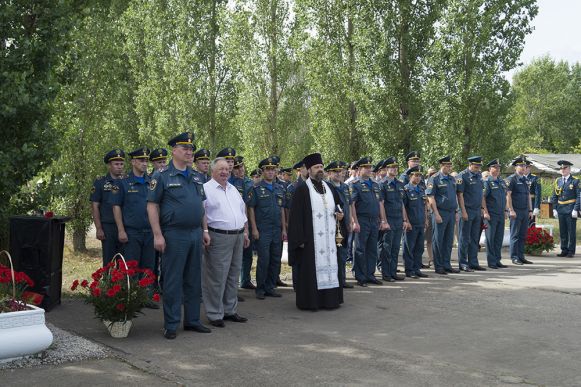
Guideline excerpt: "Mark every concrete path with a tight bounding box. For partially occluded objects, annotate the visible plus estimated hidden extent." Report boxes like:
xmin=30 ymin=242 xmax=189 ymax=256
xmin=3 ymin=251 xmax=581 ymax=386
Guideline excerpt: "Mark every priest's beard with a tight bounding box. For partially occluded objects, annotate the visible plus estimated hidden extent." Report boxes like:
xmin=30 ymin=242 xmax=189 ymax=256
xmin=311 ymin=170 xmax=324 ymax=182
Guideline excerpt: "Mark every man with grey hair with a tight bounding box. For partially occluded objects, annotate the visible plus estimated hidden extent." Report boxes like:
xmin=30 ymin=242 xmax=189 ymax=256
xmin=202 ymin=157 xmax=250 ymax=327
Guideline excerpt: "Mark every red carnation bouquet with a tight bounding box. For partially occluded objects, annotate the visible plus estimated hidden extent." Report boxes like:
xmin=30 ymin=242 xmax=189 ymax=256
xmin=71 ymin=255 xmax=159 ymax=322
xmin=1 ymin=250 xmax=44 ymax=313
xmin=525 ymin=227 xmax=555 ymax=255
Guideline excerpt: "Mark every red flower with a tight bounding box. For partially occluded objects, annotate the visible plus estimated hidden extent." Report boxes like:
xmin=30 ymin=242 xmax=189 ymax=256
xmin=91 ymin=288 xmax=101 ymax=297
xmin=138 ymin=277 xmax=154 ymax=287
xmin=71 ymin=279 xmax=80 ymax=291
xmin=152 ymin=293 xmax=160 ymax=302
xmin=22 ymin=291 xmax=44 ymax=305
xmin=89 ymin=281 xmax=98 ymax=289
xmin=81 ymin=279 xmax=89 ymax=288
xmin=116 ymin=303 xmax=125 ymax=311
xmin=44 ymin=211 xmax=54 ymax=219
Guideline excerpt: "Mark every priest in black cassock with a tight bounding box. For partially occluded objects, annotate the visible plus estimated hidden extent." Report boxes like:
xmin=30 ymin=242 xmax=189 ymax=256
xmin=288 ymin=153 xmax=347 ymax=311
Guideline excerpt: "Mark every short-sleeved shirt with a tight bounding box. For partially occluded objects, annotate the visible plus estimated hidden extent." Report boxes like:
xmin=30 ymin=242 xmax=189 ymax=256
xmin=90 ymin=173 xmax=122 ymax=224
xmin=505 ymin=173 xmax=529 ymax=211
xmin=456 ymin=168 xmax=483 ymax=211
xmin=381 ymin=177 xmax=405 ymax=222
xmin=147 ymin=161 xmax=206 ymax=231
xmin=350 ymin=178 xmax=381 ymax=218
xmin=111 ymin=172 xmax=151 ymax=230
xmin=247 ymin=180 xmax=285 ymax=228
xmin=403 ymin=183 xmax=426 ymax=227
xmin=425 ymin=172 xmax=458 ymax=212
xmin=483 ymin=176 xmax=507 ymax=217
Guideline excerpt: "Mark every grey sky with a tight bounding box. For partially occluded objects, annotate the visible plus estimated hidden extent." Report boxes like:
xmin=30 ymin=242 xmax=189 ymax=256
xmin=508 ymin=0 xmax=581 ymax=79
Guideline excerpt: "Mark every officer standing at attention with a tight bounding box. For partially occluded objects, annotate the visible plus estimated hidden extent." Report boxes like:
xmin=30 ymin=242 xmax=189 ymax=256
xmin=112 ymin=147 xmax=158 ymax=308
xmin=402 ymin=166 xmax=429 ymax=278
xmin=426 ymin=156 xmax=460 ymax=275
xmin=505 ymin=156 xmax=534 ymax=265
xmin=91 ymin=149 xmax=126 ymax=266
xmin=193 ymin=148 xmax=211 ymax=183
xmin=456 ymin=156 xmax=487 ymax=271
xmin=350 ymin=157 xmax=388 ymax=286
xmin=149 ymin=148 xmax=168 ymax=175
xmin=524 ymin=162 xmax=542 ymax=226
xmin=551 ymin=160 xmax=580 ymax=257
xmin=231 ymin=156 xmax=257 ymax=289
xmin=326 ymin=161 xmax=354 ymax=288
xmin=481 ymin=159 xmax=509 ymax=269
xmin=147 ymin=132 xmax=211 ymax=339
xmin=247 ymin=157 xmax=287 ymax=299
xmin=379 ymin=157 xmax=408 ymax=282
xmin=399 ymin=151 xmax=422 ymax=185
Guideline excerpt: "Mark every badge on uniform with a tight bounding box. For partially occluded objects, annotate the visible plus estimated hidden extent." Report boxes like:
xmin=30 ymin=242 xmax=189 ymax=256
xmin=111 ymin=185 xmax=119 ymax=194
xmin=427 ymin=183 xmax=433 ymax=189
xmin=149 ymin=179 xmax=157 ymax=191
xmin=569 ymin=184 xmax=574 ymax=190
xmin=277 ymin=198 xmax=282 ymax=206
xmin=456 ymin=178 xmax=463 ymax=184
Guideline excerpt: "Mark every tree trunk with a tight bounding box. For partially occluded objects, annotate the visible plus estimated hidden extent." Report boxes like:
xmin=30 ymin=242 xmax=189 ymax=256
xmin=72 ymin=226 xmax=87 ymax=253
xmin=346 ymin=13 xmax=359 ymax=161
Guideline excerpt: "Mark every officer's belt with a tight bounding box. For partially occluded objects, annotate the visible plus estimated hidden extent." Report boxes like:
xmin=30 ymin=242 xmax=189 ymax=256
xmin=208 ymin=226 xmax=245 ymax=235
xmin=558 ymin=199 xmax=576 ymax=205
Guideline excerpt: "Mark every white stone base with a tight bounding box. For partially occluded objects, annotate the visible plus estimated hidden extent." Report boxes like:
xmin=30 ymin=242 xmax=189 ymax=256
xmin=0 ymin=305 xmax=53 ymax=362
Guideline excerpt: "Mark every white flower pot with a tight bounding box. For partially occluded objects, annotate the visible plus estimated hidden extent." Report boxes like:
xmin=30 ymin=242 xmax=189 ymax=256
xmin=103 ymin=319 xmax=132 ymax=338
xmin=0 ymin=305 xmax=53 ymax=363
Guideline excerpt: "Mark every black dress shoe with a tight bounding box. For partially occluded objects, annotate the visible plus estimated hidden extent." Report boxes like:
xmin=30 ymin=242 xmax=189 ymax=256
xmin=368 ymin=278 xmax=383 ymax=285
xmin=567 ymin=253 xmax=574 ymax=258
xmin=357 ymin=281 xmax=368 ymax=287
xmin=237 ymin=295 xmax=245 ymax=302
xmin=497 ymin=263 xmax=508 ymax=268
xmin=144 ymin=301 xmax=160 ymax=309
xmin=276 ymin=279 xmax=290 ymax=287
xmin=164 ymin=329 xmax=177 ymax=339
xmin=209 ymin=319 xmax=225 ymax=328
xmin=265 ymin=291 xmax=282 ymax=297
xmin=392 ymin=274 xmax=405 ymax=281
xmin=343 ymin=283 xmax=354 ymax=288
xmin=460 ymin=266 xmax=474 ymax=272
xmin=406 ymin=273 xmax=419 ymax=279
xmin=382 ymin=276 xmax=396 ymax=282
xmin=256 ymin=293 xmax=266 ymax=300
xmin=435 ymin=269 xmax=447 ymax=275
xmin=421 ymin=264 xmax=430 ymax=269
xmin=446 ymin=268 xmax=460 ymax=273
xmin=488 ymin=265 xmax=499 ymax=269
xmin=557 ymin=252 xmax=568 ymax=257
xmin=470 ymin=265 xmax=487 ymax=271
xmin=224 ymin=314 xmax=248 ymax=323
xmin=521 ymin=258 xmax=533 ymax=264
xmin=416 ymin=272 xmax=429 ymax=278
xmin=241 ymin=283 xmax=256 ymax=290
xmin=184 ymin=324 xmax=211 ymax=333
xmin=512 ymin=259 xmax=523 ymax=265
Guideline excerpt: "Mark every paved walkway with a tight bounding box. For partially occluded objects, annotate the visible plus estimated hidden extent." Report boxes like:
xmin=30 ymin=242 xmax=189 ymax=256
xmin=3 ymin=251 xmax=581 ymax=386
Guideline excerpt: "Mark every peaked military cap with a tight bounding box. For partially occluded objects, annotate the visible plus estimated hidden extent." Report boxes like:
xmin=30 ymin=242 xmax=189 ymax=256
xmin=355 ymin=157 xmax=373 ymax=168
xmin=558 ymin=160 xmax=573 ymax=168
xmin=487 ymin=159 xmax=501 ymax=168
xmin=339 ymin=161 xmax=349 ymax=169
xmin=216 ymin=147 xmax=236 ymax=159
xmin=350 ymin=161 xmax=359 ymax=170
xmin=149 ymin=148 xmax=168 ymax=161
xmin=269 ymin=155 xmax=281 ymax=166
xmin=104 ymin=149 xmax=125 ymax=164
xmin=468 ymin=156 xmax=482 ymax=165
xmin=372 ymin=160 xmax=384 ymax=173
xmin=129 ymin=147 xmax=150 ymax=159
xmin=292 ymin=160 xmax=305 ymax=170
xmin=259 ymin=157 xmax=278 ymax=169
xmin=511 ymin=155 xmax=527 ymax=166
xmin=438 ymin=155 xmax=452 ymax=164
xmin=250 ymin=168 xmax=261 ymax=177
xmin=168 ymin=132 xmax=195 ymax=148
xmin=383 ymin=156 xmax=398 ymax=168
xmin=405 ymin=151 xmax=421 ymax=162
xmin=406 ymin=166 xmax=423 ymax=176
xmin=325 ymin=161 xmax=343 ymax=172
xmin=194 ymin=148 xmax=211 ymax=161
xmin=281 ymin=167 xmax=292 ymax=174
xmin=234 ymin=155 xmax=244 ymax=168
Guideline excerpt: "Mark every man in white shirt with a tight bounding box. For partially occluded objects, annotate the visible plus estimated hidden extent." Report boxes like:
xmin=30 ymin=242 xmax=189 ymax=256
xmin=202 ymin=158 xmax=251 ymax=327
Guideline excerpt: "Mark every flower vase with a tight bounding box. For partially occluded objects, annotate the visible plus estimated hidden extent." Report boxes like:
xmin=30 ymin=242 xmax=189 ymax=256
xmin=0 ymin=305 xmax=53 ymax=362
xmin=103 ymin=319 xmax=132 ymax=338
